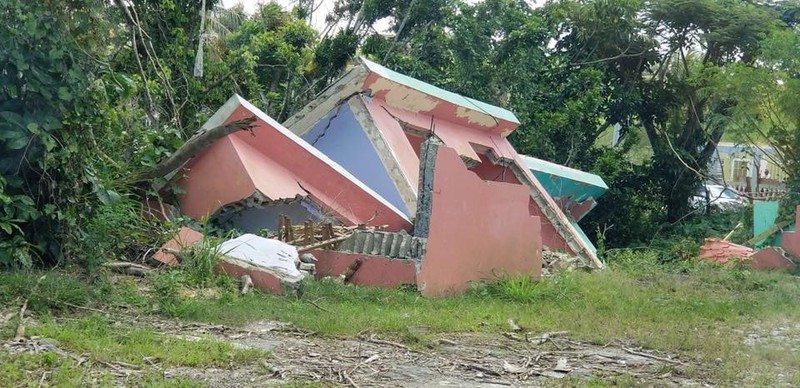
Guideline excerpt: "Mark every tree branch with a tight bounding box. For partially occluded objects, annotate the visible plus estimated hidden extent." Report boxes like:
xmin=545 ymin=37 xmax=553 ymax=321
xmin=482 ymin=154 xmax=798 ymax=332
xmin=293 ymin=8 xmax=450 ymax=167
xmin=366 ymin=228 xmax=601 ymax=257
xmin=129 ymin=117 xmax=257 ymax=182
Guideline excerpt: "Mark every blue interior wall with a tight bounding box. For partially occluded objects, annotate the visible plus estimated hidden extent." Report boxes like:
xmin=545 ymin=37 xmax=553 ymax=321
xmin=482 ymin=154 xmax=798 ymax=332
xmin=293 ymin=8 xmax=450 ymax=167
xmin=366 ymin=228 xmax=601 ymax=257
xmin=301 ymin=105 xmax=410 ymax=216
xmin=212 ymin=200 xmax=324 ymax=233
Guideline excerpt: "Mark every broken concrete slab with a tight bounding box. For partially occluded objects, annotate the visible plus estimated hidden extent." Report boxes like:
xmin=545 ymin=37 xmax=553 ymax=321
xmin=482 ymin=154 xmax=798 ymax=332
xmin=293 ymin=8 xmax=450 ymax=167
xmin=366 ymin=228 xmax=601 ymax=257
xmin=151 ymin=227 xmax=204 ymax=266
xmin=214 ymin=234 xmax=305 ymax=295
xmin=749 ymin=247 xmax=796 ymax=270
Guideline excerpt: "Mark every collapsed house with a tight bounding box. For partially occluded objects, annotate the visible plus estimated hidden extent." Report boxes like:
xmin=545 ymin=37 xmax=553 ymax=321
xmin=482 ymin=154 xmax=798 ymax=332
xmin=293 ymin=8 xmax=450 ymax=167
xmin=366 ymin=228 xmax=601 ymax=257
xmin=159 ymin=57 xmax=606 ymax=296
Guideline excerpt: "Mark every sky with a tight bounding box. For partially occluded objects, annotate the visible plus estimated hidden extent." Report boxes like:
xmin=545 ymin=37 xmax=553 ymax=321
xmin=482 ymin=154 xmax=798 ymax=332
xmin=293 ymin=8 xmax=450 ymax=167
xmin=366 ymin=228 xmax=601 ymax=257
xmin=220 ymin=0 xmax=348 ymax=31
xmin=219 ymin=0 xmax=512 ymax=33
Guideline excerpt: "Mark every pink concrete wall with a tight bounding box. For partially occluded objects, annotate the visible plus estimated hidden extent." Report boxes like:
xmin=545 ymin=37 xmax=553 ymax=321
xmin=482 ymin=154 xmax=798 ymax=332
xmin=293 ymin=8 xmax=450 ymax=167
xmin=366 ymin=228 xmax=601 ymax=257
xmin=373 ymin=100 xmax=578 ymax=257
xmin=781 ymin=206 xmax=800 ymax=259
xmin=416 ymin=146 xmax=542 ymax=296
xmin=215 ymin=260 xmax=285 ymax=294
xmin=176 ymin=137 xmax=261 ymax=219
xmin=310 ymin=250 xmax=417 ymax=288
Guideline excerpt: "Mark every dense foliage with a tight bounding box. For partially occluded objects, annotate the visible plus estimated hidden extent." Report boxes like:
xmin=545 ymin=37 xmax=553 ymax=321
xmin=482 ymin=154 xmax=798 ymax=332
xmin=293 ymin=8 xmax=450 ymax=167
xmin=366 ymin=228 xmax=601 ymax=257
xmin=1 ymin=0 xmax=798 ymax=267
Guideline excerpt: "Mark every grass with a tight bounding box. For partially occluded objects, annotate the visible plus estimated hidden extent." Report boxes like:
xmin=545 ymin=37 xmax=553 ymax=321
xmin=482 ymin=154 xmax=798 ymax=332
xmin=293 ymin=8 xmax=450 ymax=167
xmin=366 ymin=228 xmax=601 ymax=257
xmin=0 ymin=272 xmax=266 ymax=386
xmin=30 ymin=315 xmax=266 ymax=368
xmin=1 ymin=251 xmax=800 ymax=384
xmin=0 ymin=314 xmax=266 ymax=386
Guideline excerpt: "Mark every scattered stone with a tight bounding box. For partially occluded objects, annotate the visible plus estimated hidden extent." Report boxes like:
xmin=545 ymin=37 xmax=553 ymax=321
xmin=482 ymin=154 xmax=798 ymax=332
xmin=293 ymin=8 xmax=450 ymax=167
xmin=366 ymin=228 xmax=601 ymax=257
xmin=300 ymin=253 xmax=317 ymax=263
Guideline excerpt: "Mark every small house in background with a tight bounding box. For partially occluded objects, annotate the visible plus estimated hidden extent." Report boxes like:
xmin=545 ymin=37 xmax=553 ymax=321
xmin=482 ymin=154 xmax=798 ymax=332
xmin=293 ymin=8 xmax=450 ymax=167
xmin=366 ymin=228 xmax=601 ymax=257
xmin=708 ymin=142 xmax=787 ymax=198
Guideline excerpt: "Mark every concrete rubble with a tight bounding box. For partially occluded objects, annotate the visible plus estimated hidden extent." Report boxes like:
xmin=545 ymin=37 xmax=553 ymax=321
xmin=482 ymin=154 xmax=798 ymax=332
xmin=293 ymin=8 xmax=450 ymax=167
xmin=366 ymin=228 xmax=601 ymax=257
xmin=145 ymin=57 xmax=615 ymax=296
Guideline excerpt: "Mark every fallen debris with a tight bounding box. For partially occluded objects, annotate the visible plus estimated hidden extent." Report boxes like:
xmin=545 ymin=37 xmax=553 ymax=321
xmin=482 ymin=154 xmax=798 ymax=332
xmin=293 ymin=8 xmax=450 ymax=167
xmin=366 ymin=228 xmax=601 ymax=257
xmin=215 ymin=234 xmax=307 ymax=295
xmin=699 ymin=238 xmax=755 ymax=265
xmin=151 ymin=227 xmax=204 ymax=267
xmin=103 ymin=261 xmax=154 ymax=277
xmin=542 ymin=249 xmax=585 ymax=275
xmin=240 ymin=274 xmax=253 ymax=295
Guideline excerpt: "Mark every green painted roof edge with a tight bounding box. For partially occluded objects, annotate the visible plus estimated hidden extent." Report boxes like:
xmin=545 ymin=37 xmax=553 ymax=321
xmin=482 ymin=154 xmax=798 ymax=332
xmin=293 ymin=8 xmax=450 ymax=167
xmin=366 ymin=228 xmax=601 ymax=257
xmin=360 ymin=57 xmax=520 ymax=125
xmin=572 ymin=220 xmax=597 ymax=254
xmin=521 ymin=155 xmax=609 ymax=190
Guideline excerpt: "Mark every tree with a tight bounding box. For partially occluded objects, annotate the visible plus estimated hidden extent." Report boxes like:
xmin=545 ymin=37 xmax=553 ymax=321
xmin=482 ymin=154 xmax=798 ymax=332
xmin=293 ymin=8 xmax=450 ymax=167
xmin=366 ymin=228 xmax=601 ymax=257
xmin=554 ymin=0 xmax=785 ymax=221
xmin=720 ymin=21 xmax=800 ymax=214
xmin=0 ymin=0 xmax=141 ymax=265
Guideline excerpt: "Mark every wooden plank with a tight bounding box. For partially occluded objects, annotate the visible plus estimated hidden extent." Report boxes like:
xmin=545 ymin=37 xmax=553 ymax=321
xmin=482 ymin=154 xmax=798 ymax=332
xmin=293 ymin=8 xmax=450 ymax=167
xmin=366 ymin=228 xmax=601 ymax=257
xmin=746 ymin=220 xmax=793 ymax=246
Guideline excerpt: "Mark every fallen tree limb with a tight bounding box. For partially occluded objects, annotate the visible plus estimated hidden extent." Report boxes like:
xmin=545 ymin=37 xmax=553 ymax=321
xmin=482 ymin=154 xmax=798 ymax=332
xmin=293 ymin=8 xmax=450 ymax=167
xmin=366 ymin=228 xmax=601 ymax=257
xmin=622 ymin=347 xmax=683 ymax=364
xmin=103 ymin=262 xmax=154 ymax=277
xmin=130 ymin=117 xmax=257 ymax=182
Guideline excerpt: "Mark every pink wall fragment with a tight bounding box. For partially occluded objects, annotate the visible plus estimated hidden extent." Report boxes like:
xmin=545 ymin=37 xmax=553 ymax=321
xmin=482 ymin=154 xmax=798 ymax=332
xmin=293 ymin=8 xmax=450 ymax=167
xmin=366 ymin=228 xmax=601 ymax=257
xmin=416 ymin=146 xmax=542 ymax=296
xmin=215 ymin=260 xmax=285 ymax=294
xmin=309 ymin=250 xmax=417 ymax=288
xmin=152 ymin=227 xmax=203 ymax=266
xmin=749 ymin=248 xmax=796 ymax=270
xmin=781 ymin=206 xmax=800 ymax=259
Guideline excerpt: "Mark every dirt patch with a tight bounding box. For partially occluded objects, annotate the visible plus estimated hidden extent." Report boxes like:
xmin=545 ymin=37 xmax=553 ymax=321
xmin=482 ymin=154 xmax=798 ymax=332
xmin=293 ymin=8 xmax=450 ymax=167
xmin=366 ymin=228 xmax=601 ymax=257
xmin=1 ymin=316 xmax=712 ymax=387
xmin=142 ymin=319 xmax=710 ymax=387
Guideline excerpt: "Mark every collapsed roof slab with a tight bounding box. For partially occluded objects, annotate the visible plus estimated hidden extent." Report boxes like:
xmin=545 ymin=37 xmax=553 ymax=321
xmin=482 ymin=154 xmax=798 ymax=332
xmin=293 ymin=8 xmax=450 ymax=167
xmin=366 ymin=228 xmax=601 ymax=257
xmin=520 ymin=155 xmax=608 ymax=222
xmin=284 ymin=57 xmax=519 ymax=138
xmin=173 ymin=95 xmax=411 ymax=232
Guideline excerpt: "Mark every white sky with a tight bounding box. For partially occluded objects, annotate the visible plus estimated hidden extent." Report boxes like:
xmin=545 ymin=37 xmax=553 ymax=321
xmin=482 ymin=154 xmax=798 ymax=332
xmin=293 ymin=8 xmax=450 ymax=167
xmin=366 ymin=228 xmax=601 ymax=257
xmin=220 ymin=0 xmax=545 ymax=34
xmin=220 ymin=0 xmax=348 ymax=31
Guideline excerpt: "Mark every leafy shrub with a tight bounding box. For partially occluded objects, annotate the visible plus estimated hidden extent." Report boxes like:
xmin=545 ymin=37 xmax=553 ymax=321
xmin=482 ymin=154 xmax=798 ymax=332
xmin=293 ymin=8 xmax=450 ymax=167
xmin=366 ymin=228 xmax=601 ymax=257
xmin=78 ymin=198 xmax=157 ymax=271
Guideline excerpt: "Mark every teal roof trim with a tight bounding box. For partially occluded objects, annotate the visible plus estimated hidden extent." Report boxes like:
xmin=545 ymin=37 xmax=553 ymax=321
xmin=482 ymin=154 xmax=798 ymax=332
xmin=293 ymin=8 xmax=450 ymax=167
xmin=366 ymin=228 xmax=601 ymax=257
xmin=572 ymin=220 xmax=597 ymax=254
xmin=360 ymin=57 xmax=520 ymax=125
xmin=521 ymin=156 xmax=608 ymax=191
